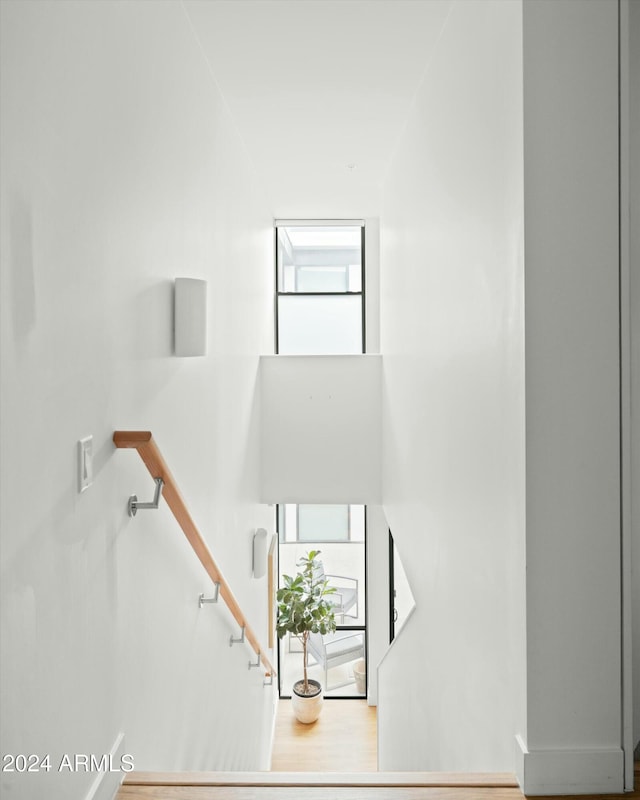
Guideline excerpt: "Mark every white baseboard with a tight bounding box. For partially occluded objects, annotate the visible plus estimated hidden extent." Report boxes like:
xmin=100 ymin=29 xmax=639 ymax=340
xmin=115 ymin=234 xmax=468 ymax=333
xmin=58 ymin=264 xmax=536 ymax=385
xmin=83 ymin=732 xmax=127 ymax=800
xmin=267 ymin=689 xmax=279 ymax=771
xmin=515 ymin=735 xmax=625 ymax=795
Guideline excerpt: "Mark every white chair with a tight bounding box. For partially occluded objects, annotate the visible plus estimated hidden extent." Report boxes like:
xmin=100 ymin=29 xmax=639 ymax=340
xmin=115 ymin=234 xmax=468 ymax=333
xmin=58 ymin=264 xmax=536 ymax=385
xmin=307 ymin=630 xmax=365 ymax=691
xmin=314 ymin=561 xmax=359 ymax=622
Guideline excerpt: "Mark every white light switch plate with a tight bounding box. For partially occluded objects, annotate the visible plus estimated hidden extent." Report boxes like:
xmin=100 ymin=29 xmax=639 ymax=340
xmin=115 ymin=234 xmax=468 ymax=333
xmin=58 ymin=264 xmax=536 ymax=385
xmin=78 ymin=436 xmax=93 ymax=492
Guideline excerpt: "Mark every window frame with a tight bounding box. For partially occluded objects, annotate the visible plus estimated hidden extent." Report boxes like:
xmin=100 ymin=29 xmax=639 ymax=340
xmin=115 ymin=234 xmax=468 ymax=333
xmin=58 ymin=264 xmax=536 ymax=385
xmin=274 ymin=220 xmax=366 ymax=355
xmin=278 ymin=503 xmax=366 ymax=543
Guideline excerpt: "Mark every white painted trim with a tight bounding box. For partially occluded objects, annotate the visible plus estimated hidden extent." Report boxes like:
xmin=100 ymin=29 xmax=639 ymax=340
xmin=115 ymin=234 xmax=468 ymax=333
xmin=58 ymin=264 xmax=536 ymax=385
xmin=274 ymin=219 xmax=365 ymax=227
xmin=619 ymin=0 xmax=634 ymax=791
xmin=260 ymin=354 xmax=382 ymax=361
xmin=267 ymin=689 xmax=279 ymax=771
xmin=83 ymin=732 xmax=127 ymax=800
xmin=515 ymin=736 xmax=624 ymax=796
xmin=514 ymin=735 xmax=526 ymax=790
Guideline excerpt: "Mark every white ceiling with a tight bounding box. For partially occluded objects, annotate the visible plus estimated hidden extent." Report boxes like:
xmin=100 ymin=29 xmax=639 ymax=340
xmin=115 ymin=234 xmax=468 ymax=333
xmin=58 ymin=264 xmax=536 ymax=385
xmin=183 ymin=0 xmax=452 ymax=218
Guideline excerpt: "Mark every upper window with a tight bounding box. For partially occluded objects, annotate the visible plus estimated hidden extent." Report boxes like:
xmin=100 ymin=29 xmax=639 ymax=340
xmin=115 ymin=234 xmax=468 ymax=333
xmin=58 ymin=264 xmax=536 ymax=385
xmin=278 ymin=504 xmax=365 ymax=543
xmin=275 ymin=222 xmax=365 ymax=354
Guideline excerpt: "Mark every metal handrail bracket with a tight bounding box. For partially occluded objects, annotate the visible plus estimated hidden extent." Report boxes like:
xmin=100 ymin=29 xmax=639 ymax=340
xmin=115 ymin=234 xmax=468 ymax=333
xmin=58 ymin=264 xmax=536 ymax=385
xmin=249 ymin=651 xmax=261 ymax=669
xmin=128 ymin=477 xmax=164 ymax=517
xmin=199 ymin=582 xmax=221 ymax=607
xmin=230 ymin=625 xmax=245 ymax=647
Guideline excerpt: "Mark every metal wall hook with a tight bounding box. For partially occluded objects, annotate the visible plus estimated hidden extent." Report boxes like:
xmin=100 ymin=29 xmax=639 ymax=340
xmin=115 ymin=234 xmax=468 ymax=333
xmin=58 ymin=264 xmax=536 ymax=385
xmin=263 ymin=673 xmax=273 ymax=687
xmin=128 ymin=477 xmax=164 ymax=517
xmin=229 ymin=625 xmax=245 ymax=646
xmin=199 ymin=583 xmax=220 ymax=608
xmin=249 ymin=651 xmax=261 ymax=669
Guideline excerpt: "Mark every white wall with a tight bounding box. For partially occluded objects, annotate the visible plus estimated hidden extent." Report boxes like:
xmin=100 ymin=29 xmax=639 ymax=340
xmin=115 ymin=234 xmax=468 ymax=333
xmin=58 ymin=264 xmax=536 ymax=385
xmin=518 ymin=1 xmax=623 ymax=793
xmin=377 ymin=0 xmax=526 ymax=771
xmin=260 ymin=355 xmax=382 ymax=504
xmin=0 ymin=3 xmax=275 ymax=799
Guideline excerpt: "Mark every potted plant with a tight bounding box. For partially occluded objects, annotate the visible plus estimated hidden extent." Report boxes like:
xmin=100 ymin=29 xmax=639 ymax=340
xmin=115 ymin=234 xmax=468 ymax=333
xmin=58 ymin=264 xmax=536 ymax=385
xmin=276 ymin=550 xmax=337 ymax=723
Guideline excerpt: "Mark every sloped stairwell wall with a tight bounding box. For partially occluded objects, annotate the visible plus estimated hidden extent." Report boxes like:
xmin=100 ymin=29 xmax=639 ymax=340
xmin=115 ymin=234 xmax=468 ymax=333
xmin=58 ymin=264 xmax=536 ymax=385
xmin=377 ymin=0 xmax=526 ymax=771
xmin=0 ymin=3 xmax=275 ymax=799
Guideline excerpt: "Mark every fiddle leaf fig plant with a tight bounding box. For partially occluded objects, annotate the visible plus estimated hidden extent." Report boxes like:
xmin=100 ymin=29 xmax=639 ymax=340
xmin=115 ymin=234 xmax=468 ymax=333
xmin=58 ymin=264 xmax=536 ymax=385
xmin=276 ymin=550 xmax=337 ymax=695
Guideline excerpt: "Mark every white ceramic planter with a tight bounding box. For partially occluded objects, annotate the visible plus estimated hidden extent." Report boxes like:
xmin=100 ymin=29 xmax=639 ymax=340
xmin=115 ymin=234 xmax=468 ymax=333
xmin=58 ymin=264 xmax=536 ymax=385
xmin=291 ymin=679 xmax=323 ymax=724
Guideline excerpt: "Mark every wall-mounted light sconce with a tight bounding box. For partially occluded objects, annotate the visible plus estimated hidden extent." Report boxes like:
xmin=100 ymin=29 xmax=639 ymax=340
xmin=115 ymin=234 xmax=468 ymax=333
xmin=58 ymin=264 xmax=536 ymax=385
xmin=252 ymin=528 xmax=268 ymax=579
xmin=174 ymin=277 xmax=207 ymax=357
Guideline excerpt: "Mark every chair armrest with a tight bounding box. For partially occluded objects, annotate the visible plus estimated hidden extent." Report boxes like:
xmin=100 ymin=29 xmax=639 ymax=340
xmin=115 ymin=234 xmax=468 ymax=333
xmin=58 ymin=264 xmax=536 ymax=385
xmin=325 ymin=632 xmax=364 ymax=655
xmin=324 ymin=574 xmax=358 ymax=588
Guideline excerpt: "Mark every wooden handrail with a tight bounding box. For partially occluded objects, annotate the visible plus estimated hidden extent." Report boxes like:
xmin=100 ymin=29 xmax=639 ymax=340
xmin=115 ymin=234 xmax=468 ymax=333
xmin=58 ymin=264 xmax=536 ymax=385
xmin=113 ymin=430 xmax=276 ymax=677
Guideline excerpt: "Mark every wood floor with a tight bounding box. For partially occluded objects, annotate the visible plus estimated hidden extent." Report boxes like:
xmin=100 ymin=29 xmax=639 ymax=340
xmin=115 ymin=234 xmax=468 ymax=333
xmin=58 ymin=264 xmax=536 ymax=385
xmin=270 ymin=699 xmax=377 ymax=771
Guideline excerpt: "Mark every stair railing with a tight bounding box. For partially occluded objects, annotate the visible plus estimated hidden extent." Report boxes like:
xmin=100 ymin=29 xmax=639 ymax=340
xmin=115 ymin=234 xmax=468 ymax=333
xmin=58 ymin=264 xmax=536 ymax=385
xmin=113 ymin=430 xmax=276 ymax=680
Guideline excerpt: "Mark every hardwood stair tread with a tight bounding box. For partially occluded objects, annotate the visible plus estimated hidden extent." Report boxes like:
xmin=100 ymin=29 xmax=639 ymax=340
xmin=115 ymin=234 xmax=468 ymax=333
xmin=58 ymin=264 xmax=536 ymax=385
xmin=117 ymin=788 xmax=524 ymax=800
xmin=123 ymin=771 xmax=519 ymax=787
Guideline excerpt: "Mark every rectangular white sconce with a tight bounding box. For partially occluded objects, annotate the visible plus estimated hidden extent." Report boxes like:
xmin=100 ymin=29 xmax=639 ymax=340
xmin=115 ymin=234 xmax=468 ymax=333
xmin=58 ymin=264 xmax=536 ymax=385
xmin=78 ymin=435 xmax=93 ymax=493
xmin=252 ymin=528 xmax=268 ymax=579
xmin=174 ymin=278 xmax=207 ymax=357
